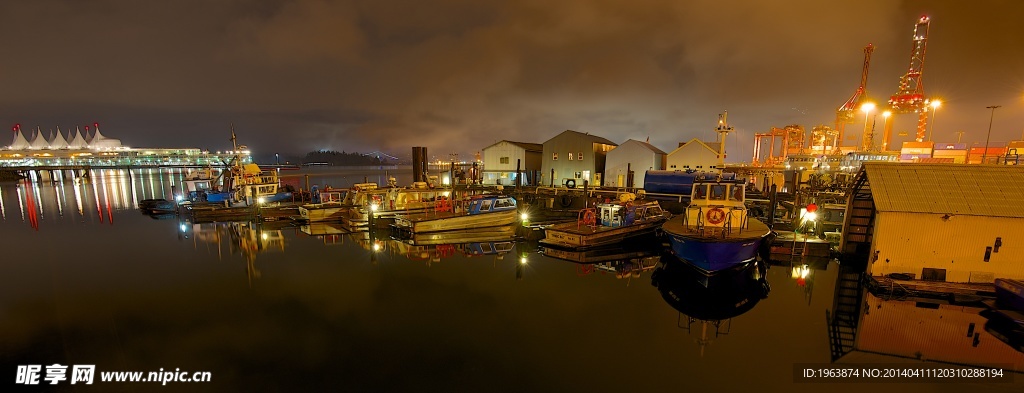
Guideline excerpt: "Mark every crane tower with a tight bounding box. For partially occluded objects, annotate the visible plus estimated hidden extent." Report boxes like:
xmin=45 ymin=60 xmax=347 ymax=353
xmin=888 ymin=15 xmax=932 ymax=142
xmin=835 ymin=43 xmax=874 ymax=149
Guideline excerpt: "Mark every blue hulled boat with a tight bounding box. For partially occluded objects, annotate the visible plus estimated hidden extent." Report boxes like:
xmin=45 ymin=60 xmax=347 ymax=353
xmin=660 ymin=173 xmax=772 ymax=273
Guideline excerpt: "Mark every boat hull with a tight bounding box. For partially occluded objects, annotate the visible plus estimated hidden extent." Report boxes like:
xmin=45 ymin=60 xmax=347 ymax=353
xmin=396 ymin=226 xmax=516 ymax=246
xmin=540 ymin=219 xmax=665 ymax=250
xmin=394 ymin=209 xmax=518 ymax=233
xmin=662 ymin=218 xmax=771 ymax=273
xmin=298 ymin=204 xmax=351 ymax=222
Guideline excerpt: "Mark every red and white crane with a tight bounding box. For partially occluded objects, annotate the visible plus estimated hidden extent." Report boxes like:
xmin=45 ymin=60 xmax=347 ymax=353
xmin=887 ymin=15 xmax=932 ymax=144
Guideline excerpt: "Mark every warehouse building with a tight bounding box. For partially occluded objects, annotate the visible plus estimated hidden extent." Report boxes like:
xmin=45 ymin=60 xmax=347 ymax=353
xmin=841 ymin=162 xmax=1024 ymax=283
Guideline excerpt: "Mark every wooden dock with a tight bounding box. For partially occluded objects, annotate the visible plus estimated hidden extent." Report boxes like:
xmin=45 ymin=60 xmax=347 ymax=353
xmin=769 ymin=230 xmax=832 ymax=258
xmin=865 ymin=274 xmax=995 ymax=304
xmin=187 ymin=202 xmax=301 ymax=223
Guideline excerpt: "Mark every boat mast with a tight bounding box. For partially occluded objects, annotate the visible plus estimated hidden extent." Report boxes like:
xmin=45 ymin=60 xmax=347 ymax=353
xmin=716 ymin=111 xmax=734 ymax=170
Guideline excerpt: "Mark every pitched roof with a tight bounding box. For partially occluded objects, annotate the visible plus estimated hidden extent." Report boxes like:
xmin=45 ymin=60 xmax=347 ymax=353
xmin=670 ymin=138 xmax=720 ymax=156
xmin=547 ymin=130 xmax=617 ymax=146
xmin=483 ymin=140 xmax=542 ymax=152
xmin=621 ymin=139 xmax=666 ymax=154
xmin=861 ymin=162 xmax=1024 ymax=218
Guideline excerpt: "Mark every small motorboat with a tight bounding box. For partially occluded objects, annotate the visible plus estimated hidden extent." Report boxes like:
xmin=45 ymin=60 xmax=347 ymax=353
xmin=139 ymin=199 xmax=177 ymax=215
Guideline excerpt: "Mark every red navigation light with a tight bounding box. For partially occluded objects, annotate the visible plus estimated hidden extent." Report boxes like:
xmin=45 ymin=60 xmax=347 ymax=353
xmin=93 ymin=122 xmax=99 ymax=127
xmin=85 ymin=126 xmax=90 ymax=131
xmin=806 ymin=203 xmax=818 ymax=213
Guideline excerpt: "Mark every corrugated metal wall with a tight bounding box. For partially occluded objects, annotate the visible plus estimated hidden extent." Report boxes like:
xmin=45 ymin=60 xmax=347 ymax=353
xmin=868 ymin=212 xmax=1024 ymax=282
xmin=855 ymin=294 xmax=1024 ymax=370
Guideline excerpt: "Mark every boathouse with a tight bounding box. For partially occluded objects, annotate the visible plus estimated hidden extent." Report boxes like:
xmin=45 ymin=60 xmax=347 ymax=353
xmin=603 ymin=139 xmax=666 ymax=188
xmin=541 ymin=130 xmax=617 ymax=187
xmin=665 ymin=138 xmax=721 ymax=172
xmin=480 ymin=140 xmax=542 ymax=186
xmin=841 ymin=162 xmax=1024 ymax=283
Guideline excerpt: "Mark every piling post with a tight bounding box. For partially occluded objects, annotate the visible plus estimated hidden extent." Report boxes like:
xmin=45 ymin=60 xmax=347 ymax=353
xmin=516 ymin=159 xmax=521 ymax=190
xmin=627 ymin=163 xmax=632 ymax=189
xmin=550 ymin=169 xmax=554 ymax=187
xmin=583 ymin=180 xmax=589 ymax=209
xmin=768 ymin=184 xmax=777 ymax=230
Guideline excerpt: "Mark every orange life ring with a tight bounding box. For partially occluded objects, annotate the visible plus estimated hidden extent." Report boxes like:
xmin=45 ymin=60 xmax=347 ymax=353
xmin=706 ymin=208 xmax=726 ymax=225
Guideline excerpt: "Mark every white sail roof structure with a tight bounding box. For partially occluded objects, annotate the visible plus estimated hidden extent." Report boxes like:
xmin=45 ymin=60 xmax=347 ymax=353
xmin=28 ymin=128 xmax=51 ymax=149
xmin=50 ymin=126 xmax=69 ymax=149
xmin=68 ymin=126 xmax=89 ymax=149
xmin=8 ymin=126 xmax=30 ymax=149
xmin=88 ymin=125 xmax=122 ymax=149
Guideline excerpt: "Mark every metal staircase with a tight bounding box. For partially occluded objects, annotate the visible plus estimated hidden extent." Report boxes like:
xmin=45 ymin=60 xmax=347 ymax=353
xmin=827 ymin=266 xmax=865 ymax=361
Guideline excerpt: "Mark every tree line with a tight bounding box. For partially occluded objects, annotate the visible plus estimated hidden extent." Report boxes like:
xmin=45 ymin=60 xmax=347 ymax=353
xmin=302 ymin=150 xmax=390 ymax=166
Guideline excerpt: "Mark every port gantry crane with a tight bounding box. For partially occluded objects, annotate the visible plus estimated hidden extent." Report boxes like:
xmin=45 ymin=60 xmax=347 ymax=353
xmin=835 ymin=43 xmax=875 ymax=152
xmin=887 ymin=15 xmax=932 ymax=145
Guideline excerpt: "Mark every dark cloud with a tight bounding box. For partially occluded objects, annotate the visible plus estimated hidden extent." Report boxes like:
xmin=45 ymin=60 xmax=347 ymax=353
xmin=2 ymin=0 xmax=1022 ymax=162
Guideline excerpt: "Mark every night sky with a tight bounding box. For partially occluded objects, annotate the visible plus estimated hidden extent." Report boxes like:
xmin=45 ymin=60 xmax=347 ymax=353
xmin=3 ymin=0 xmax=1023 ymax=163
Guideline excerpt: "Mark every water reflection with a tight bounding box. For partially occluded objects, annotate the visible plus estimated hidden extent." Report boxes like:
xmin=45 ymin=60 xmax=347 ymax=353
xmin=651 ymin=258 xmax=770 ymax=355
xmin=185 ymin=221 xmax=287 ymax=286
xmin=542 ymin=241 xmax=662 ymax=285
xmin=0 ymin=168 xmax=199 ymax=231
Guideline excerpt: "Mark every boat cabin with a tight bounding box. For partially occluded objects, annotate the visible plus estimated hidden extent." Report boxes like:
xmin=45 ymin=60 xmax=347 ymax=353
xmin=598 ymin=202 xmax=665 ymax=228
xmin=466 ymin=196 xmax=517 ymax=215
xmin=685 ymin=175 xmax=749 ymax=230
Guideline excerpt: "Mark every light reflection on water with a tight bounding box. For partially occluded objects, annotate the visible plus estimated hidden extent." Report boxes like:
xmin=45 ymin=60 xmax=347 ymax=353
xmin=0 ymin=169 xmax=1022 ymax=392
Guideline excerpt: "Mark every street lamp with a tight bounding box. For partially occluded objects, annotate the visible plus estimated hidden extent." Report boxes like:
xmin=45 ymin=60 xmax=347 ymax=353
xmin=275 ymin=153 xmax=279 ymax=165
xmin=928 ymin=99 xmax=941 ymax=142
xmin=982 ymin=105 xmax=1001 ymax=164
xmin=882 ymin=111 xmax=892 ymax=151
xmin=860 ymin=102 xmax=876 ymax=151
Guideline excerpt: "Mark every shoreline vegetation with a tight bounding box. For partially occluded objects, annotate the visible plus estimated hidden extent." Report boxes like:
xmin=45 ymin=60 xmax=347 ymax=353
xmin=300 ymin=150 xmax=390 ymax=166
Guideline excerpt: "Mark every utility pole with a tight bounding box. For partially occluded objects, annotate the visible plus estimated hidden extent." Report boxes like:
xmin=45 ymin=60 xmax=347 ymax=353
xmin=956 ymin=131 xmax=965 ymax=144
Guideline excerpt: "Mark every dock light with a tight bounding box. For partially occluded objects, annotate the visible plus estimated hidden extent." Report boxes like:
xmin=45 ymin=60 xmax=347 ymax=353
xmin=370 ymin=203 xmax=379 ymax=212
xmin=261 ymin=233 xmax=268 ymax=240
xmin=520 ymin=257 xmax=528 ymax=265
xmin=520 ymin=212 xmax=529 ymax=221
xmin=175 ymin=194 xmax=183 ymax=202
xmin=373 ymin=242 xmax=381 ymax=252
xmin=258 ymin=196 xmax=266 ymax=204
xmin=179 ymin=223 xmax=188 ymax=233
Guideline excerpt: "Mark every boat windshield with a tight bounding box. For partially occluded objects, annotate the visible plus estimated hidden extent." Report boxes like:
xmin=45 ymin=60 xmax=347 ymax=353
xmin=729 ymin=185 xmax=744 ymax=202
xmin=479 ymin=199 xmax=493 ymax=212
xmin=709 ymin=184 xmax=727 ymax=201
xmin=693 ymin=185 xmax=707 ymax=200
xmin=493 ymin=198 xmax=515 ymax=209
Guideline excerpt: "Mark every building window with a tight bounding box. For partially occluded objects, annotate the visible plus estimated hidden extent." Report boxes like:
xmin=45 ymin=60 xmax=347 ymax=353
xmin=553 ymin=153 xmax=558 ymax=160
xmin=568 ymin=153 xmax=574 ymax=161
xmin=500 ymin=157 xmax=509 ymax=164
xmin=574 ymin=171 xmax=582 ymax=179
xmin=670 ymin=165 xmax=676 ymax=168
xmin=578 ymin=152 xmax=583 ymax=161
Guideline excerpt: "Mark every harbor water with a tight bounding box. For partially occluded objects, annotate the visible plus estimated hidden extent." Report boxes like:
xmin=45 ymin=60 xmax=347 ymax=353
xmin=1 ymin=168 xmax=1021 ymax=392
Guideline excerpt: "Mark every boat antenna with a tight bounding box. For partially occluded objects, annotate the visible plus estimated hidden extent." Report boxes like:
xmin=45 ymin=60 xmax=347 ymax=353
xmin=230 ymin=123 xmax=238 ymax=152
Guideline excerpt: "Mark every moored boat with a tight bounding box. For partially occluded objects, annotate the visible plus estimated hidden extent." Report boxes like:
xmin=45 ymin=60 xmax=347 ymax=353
xmin=661 ymin=173 xmax=773 ymax=273
xmin=298 ymin=188 xmax=351 ymax=222
xmin=341 ymin=182 xmax=444 ymax=229
xmin=392 ymin=194 xmax=519 ymax=233
xmin=539 ymin=194 xmax=670 ymax=250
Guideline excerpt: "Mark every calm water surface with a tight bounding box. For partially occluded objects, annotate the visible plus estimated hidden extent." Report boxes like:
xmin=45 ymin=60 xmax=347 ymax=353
xmin=1 ymin=169 xmax=1021 ymax=392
